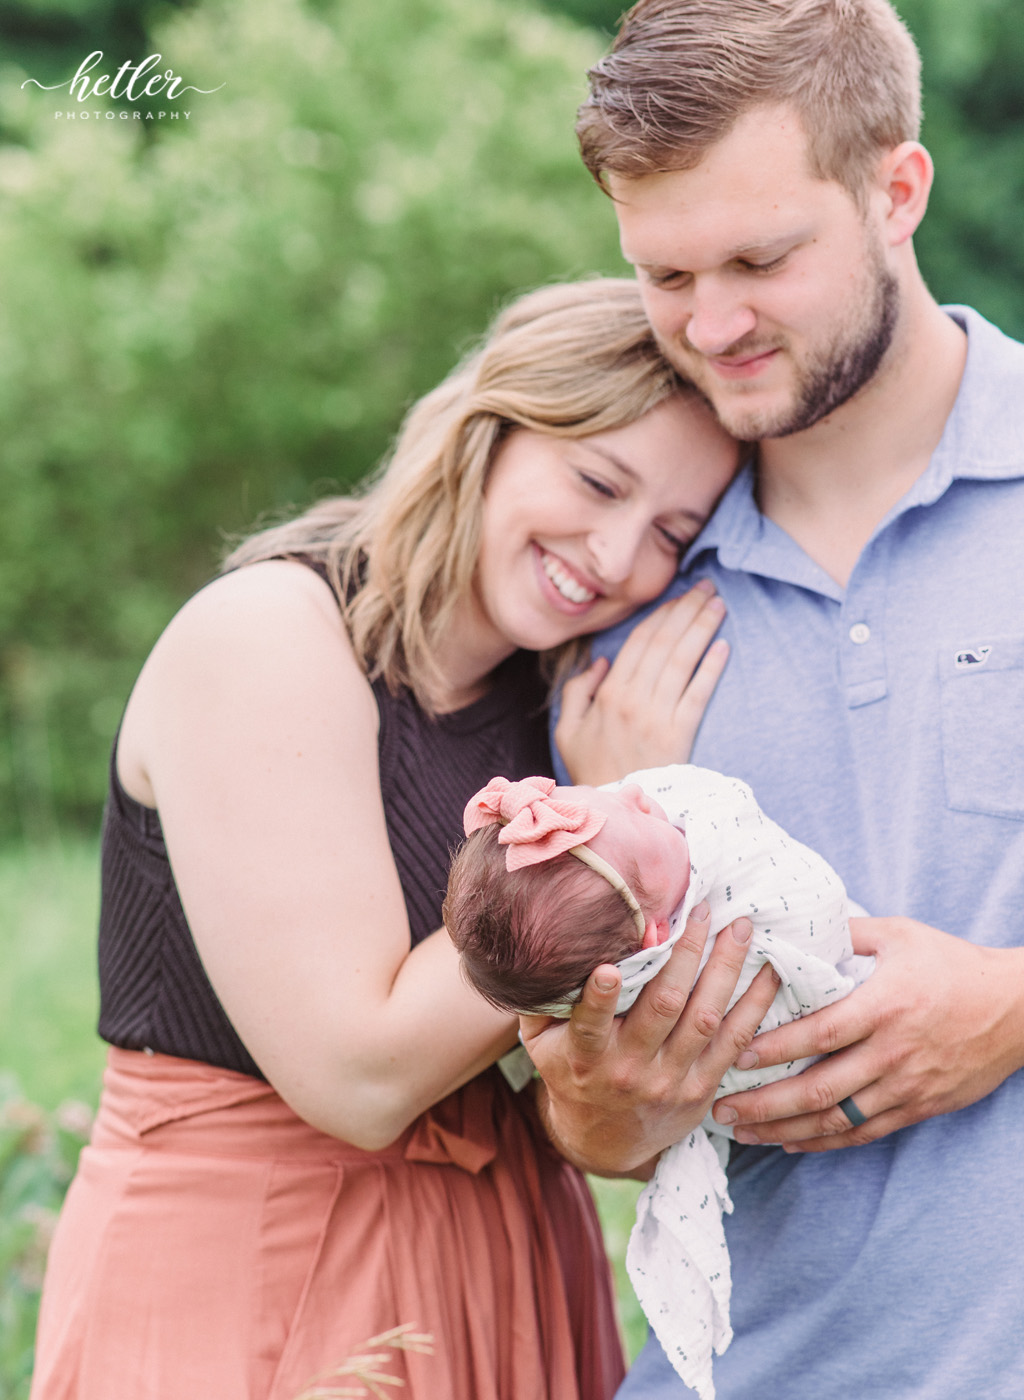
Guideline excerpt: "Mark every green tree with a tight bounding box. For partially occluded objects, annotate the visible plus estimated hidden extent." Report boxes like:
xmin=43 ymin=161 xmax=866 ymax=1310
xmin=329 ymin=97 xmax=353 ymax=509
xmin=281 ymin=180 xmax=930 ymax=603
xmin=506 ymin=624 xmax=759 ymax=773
xmin=0 ymin=0 xmax=623 ymax=840
xmin=0 ymin=0 xmax=191 ymax=91
xmin=897 ymin=0 xmax=1024 ymax=329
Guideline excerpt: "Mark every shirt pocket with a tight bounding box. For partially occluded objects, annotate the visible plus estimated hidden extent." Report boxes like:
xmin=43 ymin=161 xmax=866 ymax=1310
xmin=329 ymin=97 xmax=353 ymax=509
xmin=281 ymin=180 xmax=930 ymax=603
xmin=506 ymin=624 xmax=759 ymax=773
xmin=939 ymin=634 xmax=1024 ymax=820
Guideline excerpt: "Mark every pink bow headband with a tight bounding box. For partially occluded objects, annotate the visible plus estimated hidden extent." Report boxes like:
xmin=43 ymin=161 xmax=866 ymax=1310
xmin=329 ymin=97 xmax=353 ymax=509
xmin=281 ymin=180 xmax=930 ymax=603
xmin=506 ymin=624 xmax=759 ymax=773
xmin=463 ymin=776 xmax=646 ymax=940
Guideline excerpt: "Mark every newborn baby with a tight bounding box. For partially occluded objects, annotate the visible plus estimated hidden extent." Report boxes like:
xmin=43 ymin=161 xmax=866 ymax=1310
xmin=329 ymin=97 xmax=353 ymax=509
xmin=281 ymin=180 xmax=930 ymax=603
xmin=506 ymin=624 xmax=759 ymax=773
xmin=445 ymin=766 xmax=873 ymax=1400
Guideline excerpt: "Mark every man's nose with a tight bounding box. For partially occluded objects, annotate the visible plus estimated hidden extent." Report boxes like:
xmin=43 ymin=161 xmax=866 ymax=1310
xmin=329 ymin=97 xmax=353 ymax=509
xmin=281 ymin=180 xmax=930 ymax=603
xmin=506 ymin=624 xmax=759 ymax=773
xmin=683 ymin=283 xmax=757 ymax=357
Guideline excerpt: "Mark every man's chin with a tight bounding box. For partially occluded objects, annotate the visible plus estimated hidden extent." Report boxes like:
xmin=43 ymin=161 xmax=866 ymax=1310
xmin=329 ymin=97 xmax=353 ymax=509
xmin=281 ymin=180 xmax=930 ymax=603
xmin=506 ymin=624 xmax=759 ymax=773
xmin=663 ymin=356 xmax=797 ymax=440
xmin=695 ymin=390 xmax=800 ymax=443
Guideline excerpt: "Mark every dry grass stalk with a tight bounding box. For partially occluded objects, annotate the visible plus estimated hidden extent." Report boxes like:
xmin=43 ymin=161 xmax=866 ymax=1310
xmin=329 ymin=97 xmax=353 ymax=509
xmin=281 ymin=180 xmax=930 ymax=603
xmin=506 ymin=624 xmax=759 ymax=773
xmin=294 ymin=1324 xmax=436 ymax=1400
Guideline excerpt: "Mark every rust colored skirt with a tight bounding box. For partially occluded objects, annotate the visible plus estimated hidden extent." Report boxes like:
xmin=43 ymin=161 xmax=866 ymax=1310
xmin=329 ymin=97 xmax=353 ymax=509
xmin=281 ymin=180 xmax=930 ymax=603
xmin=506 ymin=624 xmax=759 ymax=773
xmin=30 ymin=1048 xmax=624 ymax=1400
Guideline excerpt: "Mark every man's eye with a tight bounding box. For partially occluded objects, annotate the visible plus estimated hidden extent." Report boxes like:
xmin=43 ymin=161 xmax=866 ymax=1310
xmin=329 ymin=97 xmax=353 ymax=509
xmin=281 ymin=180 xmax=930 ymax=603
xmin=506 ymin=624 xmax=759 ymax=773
xmin=643 ymin=268 xmax=688 ymax=290
xmin=740 ymin=254 xmax=787 ymax=274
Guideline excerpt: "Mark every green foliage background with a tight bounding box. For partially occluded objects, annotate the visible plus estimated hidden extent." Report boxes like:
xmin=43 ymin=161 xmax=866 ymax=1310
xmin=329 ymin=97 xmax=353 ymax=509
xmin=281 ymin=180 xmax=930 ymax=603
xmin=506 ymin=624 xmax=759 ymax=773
xmin=0 ymin=0 xmax=1021 ymax=843
xmin=0 ymin=0 xmax=623 ymax=842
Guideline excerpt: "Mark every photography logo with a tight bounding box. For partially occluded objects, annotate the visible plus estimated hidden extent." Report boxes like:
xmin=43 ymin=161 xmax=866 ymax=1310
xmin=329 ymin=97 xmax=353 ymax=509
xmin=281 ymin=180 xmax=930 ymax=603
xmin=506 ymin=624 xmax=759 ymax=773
xmin=22 ymin=50 xmax=224 ymax=123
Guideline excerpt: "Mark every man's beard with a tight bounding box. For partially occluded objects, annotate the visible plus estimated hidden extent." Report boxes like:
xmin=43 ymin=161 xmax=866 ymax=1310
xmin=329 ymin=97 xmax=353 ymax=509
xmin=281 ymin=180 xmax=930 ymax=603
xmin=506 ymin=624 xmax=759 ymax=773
xmin=664 ymin=245 xmax=901 ymax=441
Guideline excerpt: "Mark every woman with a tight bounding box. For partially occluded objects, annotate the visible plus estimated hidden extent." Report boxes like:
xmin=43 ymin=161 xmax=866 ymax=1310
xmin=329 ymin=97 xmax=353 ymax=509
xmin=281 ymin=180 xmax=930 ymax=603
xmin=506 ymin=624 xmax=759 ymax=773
xmin=31 ymin=279 xmax=758 ymax=1400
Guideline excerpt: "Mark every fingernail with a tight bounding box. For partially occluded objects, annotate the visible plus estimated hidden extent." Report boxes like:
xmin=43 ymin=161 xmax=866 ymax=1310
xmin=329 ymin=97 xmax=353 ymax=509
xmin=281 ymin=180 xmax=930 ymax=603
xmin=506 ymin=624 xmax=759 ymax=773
xmin=692 ymin=899 xmax=710 ymax=922
xmin=707 ymin=596 xmax=727 ymax=616
xmin=714 ymin=1105 xmax=737 ymax=1125
xmin=733 ymin=1129 xmax=758 ymax=1145
xmin=735 ymin=1050 xmax=758 ymax=1070
xmin=595 ymin=972 xmax=618 ymax=992
xmin=732 ymin=918 xmax=752 ymax=945
xmin=694 ymin=578 xmax=716 ymax=594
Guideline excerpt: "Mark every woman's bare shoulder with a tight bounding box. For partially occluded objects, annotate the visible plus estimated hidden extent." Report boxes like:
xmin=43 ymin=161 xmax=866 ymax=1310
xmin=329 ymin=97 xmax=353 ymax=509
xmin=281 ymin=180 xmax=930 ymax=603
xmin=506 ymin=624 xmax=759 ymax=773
xmin=118 ymin=559 xmax=375 ymax=806
xmin=171 ymin=557 xmax=345 ymax=635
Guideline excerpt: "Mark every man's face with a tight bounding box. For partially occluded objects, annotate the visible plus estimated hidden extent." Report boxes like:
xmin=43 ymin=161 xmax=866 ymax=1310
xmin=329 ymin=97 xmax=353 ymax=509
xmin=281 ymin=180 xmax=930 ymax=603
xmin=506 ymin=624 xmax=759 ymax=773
xmin=609 ymin=105 xmax=900 ymax=441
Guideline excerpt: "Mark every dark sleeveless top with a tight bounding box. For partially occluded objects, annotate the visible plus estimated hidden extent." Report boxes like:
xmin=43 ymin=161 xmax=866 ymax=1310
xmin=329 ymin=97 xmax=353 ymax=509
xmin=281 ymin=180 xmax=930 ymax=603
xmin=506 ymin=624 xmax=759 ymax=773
xmin=97 ymin=581 xmax=553 ymax=1079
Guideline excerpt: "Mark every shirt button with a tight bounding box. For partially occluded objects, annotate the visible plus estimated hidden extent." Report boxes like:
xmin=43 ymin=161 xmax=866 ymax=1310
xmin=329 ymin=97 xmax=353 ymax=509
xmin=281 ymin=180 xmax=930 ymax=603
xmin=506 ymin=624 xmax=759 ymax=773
xmin=849 ymin=623 xmax=871 ymax=645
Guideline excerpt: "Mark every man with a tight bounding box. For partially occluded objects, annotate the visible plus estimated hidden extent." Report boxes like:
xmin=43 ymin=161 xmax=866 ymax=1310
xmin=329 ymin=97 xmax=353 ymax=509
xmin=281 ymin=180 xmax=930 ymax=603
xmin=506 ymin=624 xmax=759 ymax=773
xmin=523 ymin=2 xmax=1024 ymax=1395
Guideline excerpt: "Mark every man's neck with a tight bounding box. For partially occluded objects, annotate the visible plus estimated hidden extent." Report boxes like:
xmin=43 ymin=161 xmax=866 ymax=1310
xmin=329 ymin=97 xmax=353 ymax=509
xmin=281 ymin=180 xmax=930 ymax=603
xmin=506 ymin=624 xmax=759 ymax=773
xmin=757 ymin=291 xmax=968 ymax=588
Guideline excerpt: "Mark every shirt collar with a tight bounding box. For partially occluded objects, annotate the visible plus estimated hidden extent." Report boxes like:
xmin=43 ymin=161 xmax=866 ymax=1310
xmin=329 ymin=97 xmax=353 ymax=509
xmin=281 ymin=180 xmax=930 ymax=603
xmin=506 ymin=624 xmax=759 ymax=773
xmin=684 ymin=306 xmax=1024 ymax=586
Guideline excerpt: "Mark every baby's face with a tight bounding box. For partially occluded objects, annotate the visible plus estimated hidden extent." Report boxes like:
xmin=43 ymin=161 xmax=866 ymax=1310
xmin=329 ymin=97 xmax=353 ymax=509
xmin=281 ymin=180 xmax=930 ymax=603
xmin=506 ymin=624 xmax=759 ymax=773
xmin=557 ymin=782 xmax=690 ymax=924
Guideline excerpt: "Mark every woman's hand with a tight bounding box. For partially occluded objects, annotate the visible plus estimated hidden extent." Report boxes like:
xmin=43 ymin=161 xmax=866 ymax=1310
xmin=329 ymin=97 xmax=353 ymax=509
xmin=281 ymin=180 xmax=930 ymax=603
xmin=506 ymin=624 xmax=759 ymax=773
xmin=521 ymin=903 xmax=779 ymax=1175
xmin=555 ymin=581 xmax=728 ymax=786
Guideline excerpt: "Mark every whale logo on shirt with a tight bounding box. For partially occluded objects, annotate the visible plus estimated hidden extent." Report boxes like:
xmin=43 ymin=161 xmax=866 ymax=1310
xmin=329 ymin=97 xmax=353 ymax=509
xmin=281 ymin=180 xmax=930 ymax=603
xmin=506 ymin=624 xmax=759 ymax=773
xmin=954 ymin=646 xmax=992 ymax=669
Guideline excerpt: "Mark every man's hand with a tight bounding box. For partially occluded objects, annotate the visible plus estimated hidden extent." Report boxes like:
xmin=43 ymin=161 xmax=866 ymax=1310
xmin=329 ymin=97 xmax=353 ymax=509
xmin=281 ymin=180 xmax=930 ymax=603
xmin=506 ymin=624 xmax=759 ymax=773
xmin=521 ymin=903 xmax=779 ymax=1175
xmin=712 ymin=917 xmax=1024 ymax=1152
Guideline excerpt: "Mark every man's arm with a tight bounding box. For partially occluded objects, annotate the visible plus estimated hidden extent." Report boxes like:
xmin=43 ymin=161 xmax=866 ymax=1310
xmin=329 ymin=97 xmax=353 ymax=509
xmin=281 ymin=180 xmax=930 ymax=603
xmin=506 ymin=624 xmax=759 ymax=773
xmin=521 ymin=904 xmax=779 ymax=1174
xmin=711 ymin=916 xmax=1024 ymax=1151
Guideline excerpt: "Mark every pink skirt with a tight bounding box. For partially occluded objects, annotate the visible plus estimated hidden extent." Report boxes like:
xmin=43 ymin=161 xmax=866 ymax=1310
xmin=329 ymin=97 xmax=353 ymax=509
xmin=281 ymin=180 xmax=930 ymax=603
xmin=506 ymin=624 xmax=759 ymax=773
xmin=31 ymin=1048 xmax=625 ymax=1400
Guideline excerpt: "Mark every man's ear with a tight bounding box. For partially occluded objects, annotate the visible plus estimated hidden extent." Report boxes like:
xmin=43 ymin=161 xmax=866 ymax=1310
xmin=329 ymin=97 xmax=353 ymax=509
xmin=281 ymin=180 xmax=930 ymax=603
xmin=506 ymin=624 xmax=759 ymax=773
xmin=874 ymin=140 xmax=933 ymax=248
xmin=641 ymin=918 xmax=670 ymax=949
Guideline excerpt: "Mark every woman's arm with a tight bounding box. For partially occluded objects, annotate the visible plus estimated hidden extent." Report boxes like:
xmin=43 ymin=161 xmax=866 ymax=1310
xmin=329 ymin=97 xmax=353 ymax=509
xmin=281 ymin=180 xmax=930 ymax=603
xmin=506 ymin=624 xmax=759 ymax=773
xmin=118 ymin=560 xmax=517 ymax=1150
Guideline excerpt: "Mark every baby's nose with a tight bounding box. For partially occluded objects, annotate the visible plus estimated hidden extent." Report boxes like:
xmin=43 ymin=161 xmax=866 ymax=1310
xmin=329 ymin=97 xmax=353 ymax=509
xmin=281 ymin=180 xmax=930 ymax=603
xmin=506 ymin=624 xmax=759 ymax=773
xmin=620 ymin=783 xmax=649 ymax=812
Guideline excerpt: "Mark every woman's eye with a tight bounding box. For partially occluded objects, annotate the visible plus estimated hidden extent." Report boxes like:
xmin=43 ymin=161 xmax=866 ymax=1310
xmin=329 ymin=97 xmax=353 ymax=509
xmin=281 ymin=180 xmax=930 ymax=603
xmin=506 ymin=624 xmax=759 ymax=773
xmin=657 ymin=525 xmax=691 ymax=555
xmin=579 ymin=472 xmax=616 ymax=499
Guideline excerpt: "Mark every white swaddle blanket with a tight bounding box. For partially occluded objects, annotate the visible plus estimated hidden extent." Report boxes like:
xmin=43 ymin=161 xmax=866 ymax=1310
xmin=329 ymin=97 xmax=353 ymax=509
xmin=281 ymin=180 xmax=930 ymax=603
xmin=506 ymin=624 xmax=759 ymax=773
xmin=533 ymin=765 xmax=874 ymax=1400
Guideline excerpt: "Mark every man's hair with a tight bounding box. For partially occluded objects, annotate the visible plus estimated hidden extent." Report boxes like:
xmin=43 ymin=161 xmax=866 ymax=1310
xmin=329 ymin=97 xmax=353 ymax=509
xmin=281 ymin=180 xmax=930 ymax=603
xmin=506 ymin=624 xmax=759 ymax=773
xmin=444 ymin=825 xmax=644 ymax=1014
xmin=577 ymin=0 xmax=922 ymax=200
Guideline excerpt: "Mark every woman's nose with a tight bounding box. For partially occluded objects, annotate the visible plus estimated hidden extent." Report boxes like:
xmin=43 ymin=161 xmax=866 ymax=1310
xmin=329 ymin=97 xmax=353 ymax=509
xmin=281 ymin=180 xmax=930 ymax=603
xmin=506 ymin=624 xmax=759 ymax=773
xmin=587 ymin=523 xmax=645 ymax=585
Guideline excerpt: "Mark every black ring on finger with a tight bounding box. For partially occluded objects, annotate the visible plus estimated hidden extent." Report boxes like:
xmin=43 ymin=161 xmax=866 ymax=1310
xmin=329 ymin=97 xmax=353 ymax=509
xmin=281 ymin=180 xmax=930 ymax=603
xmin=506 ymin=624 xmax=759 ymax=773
xmin=838 ymin=1094 xmax=868 ymax=1127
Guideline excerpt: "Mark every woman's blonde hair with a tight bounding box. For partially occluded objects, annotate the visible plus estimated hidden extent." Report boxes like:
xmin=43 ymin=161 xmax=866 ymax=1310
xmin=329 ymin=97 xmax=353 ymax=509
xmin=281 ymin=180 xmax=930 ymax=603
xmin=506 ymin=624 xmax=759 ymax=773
xmin=224 ymin=278 xmax=687 ymax=711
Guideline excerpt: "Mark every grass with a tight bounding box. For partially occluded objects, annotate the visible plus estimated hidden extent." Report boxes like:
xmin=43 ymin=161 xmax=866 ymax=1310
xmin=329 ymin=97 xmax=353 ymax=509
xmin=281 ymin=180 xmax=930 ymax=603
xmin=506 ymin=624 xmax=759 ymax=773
xmin=0 ymin=837 xmax=649 ymax=1375
xmin=589 ymin=1175 xmax=647 ymax=1360
xmin=0 ymin=840 xmax=106 ymax=1110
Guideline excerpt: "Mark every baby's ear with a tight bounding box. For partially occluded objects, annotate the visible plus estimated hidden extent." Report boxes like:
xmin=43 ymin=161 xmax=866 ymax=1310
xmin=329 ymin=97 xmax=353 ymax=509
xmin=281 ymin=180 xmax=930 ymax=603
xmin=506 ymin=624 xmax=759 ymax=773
xmin=641 ymin=918 xmax=670 ymax=949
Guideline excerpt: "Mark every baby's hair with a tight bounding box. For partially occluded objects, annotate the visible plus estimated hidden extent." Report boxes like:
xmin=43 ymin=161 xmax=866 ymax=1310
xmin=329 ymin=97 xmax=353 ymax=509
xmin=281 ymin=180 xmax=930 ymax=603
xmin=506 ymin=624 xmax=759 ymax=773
xmin=444 ymin=824 xmax=645 ymax=1014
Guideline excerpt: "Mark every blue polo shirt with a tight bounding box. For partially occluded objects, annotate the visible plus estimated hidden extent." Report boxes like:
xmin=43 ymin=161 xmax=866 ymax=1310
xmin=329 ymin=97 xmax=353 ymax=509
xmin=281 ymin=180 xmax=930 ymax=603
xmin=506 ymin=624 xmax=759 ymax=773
xmin=567 ymin=308 xmax=1024 ymax=1398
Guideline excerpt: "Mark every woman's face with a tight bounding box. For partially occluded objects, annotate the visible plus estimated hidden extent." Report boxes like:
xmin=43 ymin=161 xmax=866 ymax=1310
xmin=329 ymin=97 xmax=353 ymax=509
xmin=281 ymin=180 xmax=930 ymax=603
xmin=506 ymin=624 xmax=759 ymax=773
xmin=471 ymin=393 xmax=739 ymax=659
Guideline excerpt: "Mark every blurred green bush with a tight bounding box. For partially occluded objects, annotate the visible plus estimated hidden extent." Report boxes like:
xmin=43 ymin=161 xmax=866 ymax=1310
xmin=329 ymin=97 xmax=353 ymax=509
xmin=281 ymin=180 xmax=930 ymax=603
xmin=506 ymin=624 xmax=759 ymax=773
xmin=0 ymin=0 xmax=623 ymax=841
xmin=897 ymin=0 xmax=1024 ymax=330
xmin=0 ymin=1080 xmax=92 ymax=1400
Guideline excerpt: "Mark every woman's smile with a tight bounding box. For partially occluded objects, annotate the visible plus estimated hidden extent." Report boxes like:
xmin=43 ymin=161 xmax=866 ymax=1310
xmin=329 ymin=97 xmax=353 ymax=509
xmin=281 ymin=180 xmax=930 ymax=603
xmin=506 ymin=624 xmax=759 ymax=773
xmin=535 ymin=544 xmax=602 ymax=609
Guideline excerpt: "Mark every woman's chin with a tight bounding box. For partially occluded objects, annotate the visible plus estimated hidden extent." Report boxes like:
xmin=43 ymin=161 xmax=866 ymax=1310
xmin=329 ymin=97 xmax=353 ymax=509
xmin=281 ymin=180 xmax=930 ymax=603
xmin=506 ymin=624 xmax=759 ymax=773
xmin=520 ymin=608 xmax=616 ymax=651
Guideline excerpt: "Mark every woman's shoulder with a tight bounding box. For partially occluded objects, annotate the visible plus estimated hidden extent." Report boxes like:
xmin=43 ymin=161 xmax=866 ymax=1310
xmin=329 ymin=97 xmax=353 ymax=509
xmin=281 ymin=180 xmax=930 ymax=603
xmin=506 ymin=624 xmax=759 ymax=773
xmin=175 ymin=557 xmax=341 ymax=628
xmin=151 ymin=560 xmax=355 ymax=677
xmin=118 ymin=560 xmax=376 ymax=808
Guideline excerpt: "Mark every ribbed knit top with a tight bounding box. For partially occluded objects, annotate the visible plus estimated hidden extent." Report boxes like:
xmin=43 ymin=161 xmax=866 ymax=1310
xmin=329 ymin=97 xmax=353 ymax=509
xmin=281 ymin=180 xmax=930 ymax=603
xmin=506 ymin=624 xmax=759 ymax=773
xmin=97 ymin=615 xmax=553 ymax=1079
